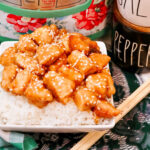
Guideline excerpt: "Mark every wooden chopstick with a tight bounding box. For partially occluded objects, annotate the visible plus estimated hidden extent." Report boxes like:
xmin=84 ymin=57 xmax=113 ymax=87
xmin=71 ymin=79 xmax=150 ymax=150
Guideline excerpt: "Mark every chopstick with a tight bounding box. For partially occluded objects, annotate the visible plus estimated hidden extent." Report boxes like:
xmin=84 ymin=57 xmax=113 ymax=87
xmin=71 ymin=79 xmax=150 ymax=150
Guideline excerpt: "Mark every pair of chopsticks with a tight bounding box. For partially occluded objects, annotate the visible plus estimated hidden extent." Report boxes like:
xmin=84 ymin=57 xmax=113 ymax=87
xmin=71 ymin=79 xmax=150 ymax=150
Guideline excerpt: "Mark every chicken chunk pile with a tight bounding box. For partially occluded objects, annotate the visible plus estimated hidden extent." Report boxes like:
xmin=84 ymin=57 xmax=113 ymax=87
xmin=0 ymin=25 xmax=119 ymax=121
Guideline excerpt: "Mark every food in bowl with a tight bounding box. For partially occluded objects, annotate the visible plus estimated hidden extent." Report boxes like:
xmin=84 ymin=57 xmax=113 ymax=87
xmin=0 ymin=25 xmax=119 ymax=126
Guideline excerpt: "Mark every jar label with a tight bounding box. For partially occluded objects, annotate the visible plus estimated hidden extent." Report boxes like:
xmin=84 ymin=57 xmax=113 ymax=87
xmin=113 ymin=23 xmax=150 ymax=69
xmin=117 ymin=0 xmax=150 ymax=27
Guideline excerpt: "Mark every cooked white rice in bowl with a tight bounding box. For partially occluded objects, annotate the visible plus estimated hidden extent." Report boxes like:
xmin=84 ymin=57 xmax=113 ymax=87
xmin=0 ymin=41 xmax=115 ymax=131
xmin=0 ymin=85 xmax=112 ymax=126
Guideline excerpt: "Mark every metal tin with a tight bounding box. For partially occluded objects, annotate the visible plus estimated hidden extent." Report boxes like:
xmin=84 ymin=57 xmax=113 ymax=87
xmin=0 ymin=0 xmax=112 ymax=41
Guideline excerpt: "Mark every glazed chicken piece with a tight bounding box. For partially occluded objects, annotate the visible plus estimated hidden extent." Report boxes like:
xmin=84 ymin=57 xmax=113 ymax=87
xmin=58 ymin=65 xmax=84 ymax=85
xmin=1 ymin=64 xmax=18 ymax=91
xmin=82 ymin=36 xmax=100 ymax=52
xmin=101 ymin=69 xmax=116 ymax=97
xmin=31 ymin=25 xmax=59 ymax=45
xmin=20 ymin=51 xmax=35 ymax=57
xmin=37 ymin=44 xmax=64 ymax=66
xmin=57 ymin=28 xmax=67 ymax=37
xmin=0 ymin=47 xmax=17 ymax=66
xmin=86 ymin=72 xmax=115 ymax=98
xmin=74 ymin=87 xmax=97 ymax=111
xmin=94 ymin=100 xmax=120 ymax=118
xmin=43 ymin=71 xmax=75 ymax=104
xmin=68 ymin=50 xmax=97 ymax=75
xmin=68 ymin=33 xmax=100 ymax=54
xmin=14 ymin=53 xmax=45 ymax=75
xmin=53 ymin=29 xmax=68 ymax=45
xmin=86 ymin=73 xmax=109 ymax=98
xmin=10 ymin=70 xmax=32 ymax=95
xmin=25 ymin=76 xmax=53 ymax=108
xmin=16 ymin=34 xmax=38 ymax=53
xmin=89 ymin=53 xmax=110 ymax=71
xmin=60 ymin=33 xmax=99 ymax=55
xmin=58 ymin=33 xmax=81 ymax=54
xmin=69 ymin=34 xmax=90 ymax=55
xmin=60 ymin=34 xmax=71 ymax=54
xmin=48 ymin=53 xmax=67 ymax=72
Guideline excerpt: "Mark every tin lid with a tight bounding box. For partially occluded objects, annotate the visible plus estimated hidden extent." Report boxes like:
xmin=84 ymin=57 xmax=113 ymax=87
xmin=114 ymin=1 xmax=150 ymax=33
xmin=0 ymin=0 xmax=91 ymax=18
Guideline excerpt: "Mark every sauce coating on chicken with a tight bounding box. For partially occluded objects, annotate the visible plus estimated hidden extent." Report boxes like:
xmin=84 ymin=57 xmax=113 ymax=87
xmin=0 ymin=24 xmax=119 ymax=123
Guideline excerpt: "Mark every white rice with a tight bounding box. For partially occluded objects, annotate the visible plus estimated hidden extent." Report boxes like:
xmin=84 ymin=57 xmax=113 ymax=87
xmin=0 ymin=68 xmax=112 ymax=126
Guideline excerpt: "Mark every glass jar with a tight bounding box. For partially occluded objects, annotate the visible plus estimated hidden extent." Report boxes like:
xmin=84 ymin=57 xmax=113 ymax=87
xmin=112 ymin=2 xmax=150 ymax=72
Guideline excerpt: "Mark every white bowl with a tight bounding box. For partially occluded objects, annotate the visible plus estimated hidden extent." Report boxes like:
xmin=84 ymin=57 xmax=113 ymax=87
xmin=0 ymin=41 xmax=115 ymax=133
